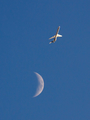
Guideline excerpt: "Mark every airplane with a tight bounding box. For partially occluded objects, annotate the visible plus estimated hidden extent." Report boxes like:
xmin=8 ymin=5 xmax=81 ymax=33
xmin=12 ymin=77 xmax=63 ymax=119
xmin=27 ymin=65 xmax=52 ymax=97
xmin=49 ymin=26 xmax=62 ymax=44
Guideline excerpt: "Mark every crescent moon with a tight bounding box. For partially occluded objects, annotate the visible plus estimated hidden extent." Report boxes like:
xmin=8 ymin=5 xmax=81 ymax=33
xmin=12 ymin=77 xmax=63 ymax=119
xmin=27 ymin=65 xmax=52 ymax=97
xmin=33 ymin=72 xmax=44 ymax=97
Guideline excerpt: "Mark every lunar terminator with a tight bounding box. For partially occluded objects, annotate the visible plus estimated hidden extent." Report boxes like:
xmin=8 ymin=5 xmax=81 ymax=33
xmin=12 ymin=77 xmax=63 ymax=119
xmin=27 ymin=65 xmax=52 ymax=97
xmin=33 ymin=72 xmax=44 ymax=97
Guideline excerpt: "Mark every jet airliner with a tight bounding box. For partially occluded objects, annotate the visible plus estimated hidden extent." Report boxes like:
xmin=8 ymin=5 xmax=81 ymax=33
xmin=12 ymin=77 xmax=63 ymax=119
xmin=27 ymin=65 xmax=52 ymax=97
xmin=49 ymin=26 xmax=62 ymax=44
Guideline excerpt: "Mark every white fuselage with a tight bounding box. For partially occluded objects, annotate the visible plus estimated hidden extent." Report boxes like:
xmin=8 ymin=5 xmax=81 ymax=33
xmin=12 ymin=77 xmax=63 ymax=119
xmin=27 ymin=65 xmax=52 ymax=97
xmin=49 ymin=26 xmax=62 ymax=44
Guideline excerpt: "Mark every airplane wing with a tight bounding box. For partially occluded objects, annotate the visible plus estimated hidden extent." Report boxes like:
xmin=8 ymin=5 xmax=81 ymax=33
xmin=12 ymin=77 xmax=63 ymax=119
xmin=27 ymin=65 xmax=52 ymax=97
xmin=49 ymin=35 xmax=55 ymax=39
xmin=56 ymin=26 xmax=60 ymax=35
xmin=49 ymin=26 xmax=60 ymax=40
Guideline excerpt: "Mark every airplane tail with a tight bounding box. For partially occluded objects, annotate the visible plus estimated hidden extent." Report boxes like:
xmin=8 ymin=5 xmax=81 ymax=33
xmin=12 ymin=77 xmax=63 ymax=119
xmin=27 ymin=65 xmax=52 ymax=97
xmin=49 ymin=41 xmax=53 ymax=44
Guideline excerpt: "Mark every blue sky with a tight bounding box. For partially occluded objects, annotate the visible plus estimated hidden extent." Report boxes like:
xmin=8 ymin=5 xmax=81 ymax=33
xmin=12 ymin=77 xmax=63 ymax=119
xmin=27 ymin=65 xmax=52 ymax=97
xmin=0 ymin=0 xmax=90 ymax=120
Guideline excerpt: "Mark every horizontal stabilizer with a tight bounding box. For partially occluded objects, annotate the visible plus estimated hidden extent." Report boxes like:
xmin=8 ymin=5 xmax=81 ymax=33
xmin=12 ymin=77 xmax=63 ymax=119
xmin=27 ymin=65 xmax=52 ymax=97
xmin=49 ymin=41 xmax=52 ymax=44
